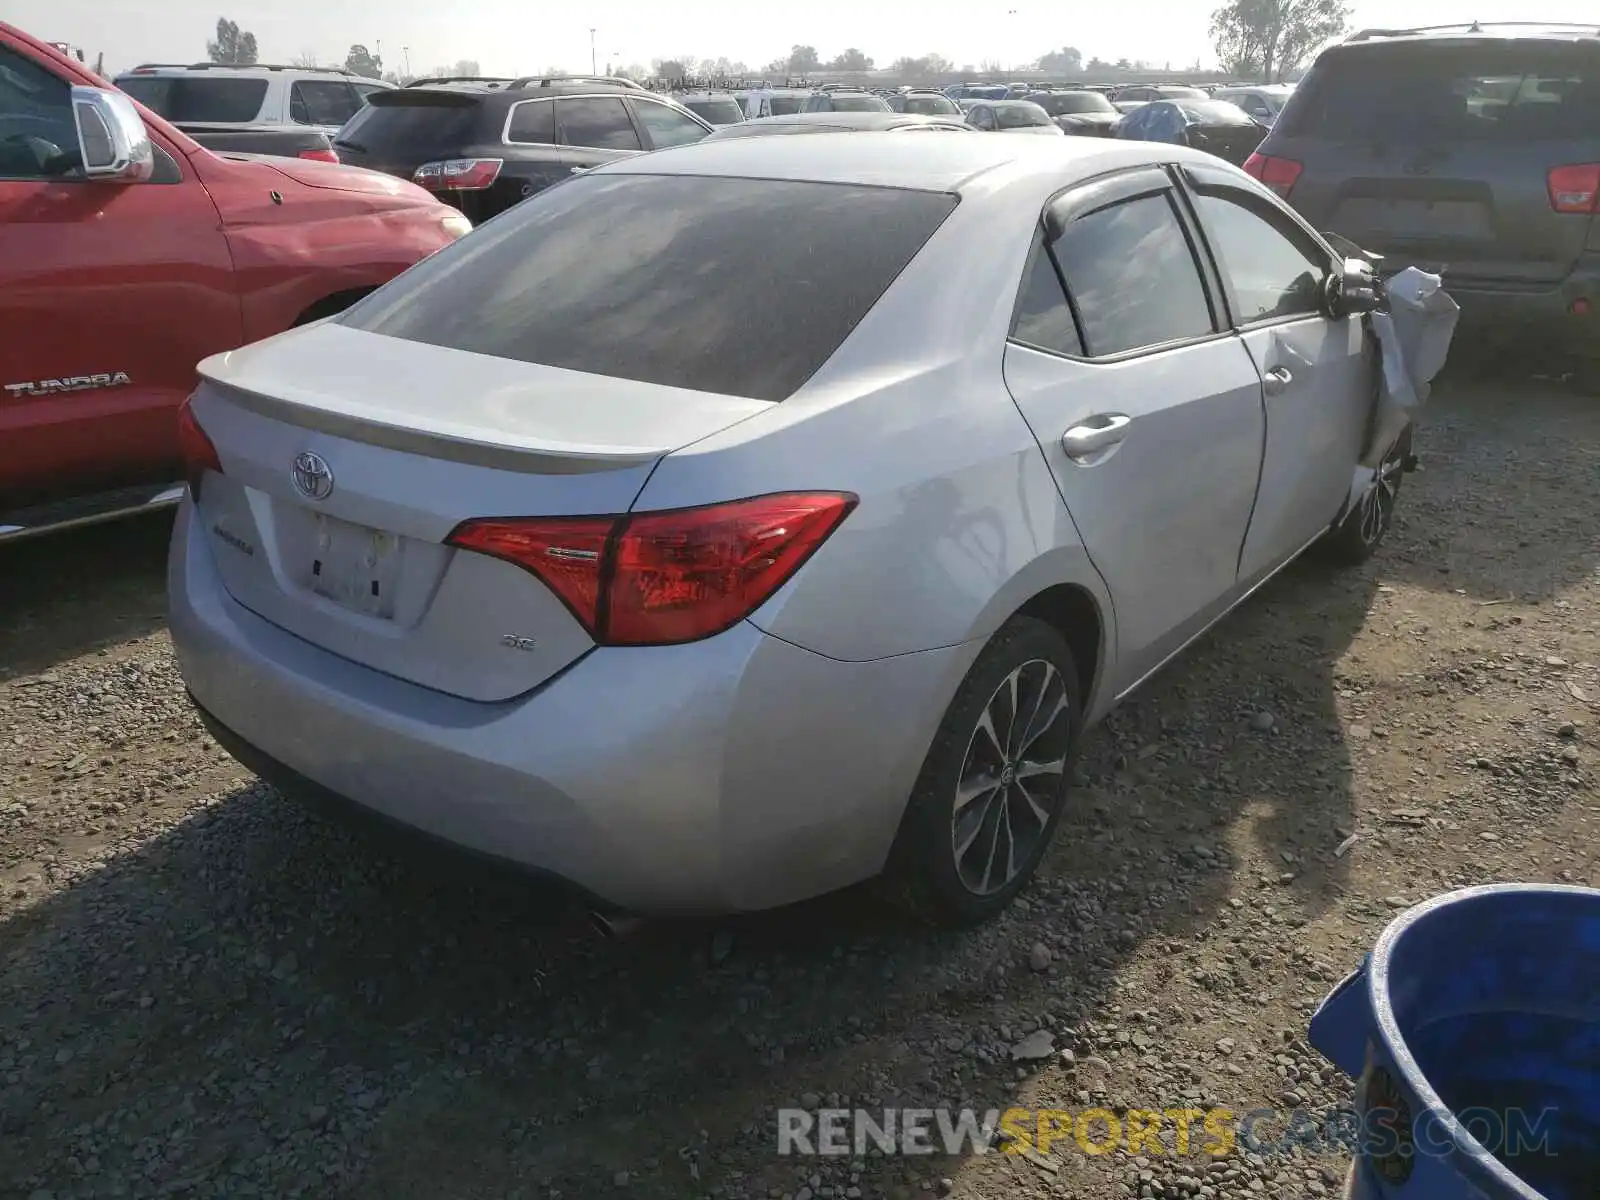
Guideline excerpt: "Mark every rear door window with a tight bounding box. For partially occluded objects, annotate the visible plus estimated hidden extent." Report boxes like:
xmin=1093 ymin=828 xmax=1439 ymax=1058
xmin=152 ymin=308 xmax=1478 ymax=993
xmin=341 ymin=175 xmax=958 ymax=401
xmin=290 ymin=80 xmax=363 ymax=126
xmin=1284 ymin=45 xmax=1598 ymax=142
xmin=556 ymin=97 xmax=642 ymax=150
xmin=116 ymin=75 xmax=267 ymax=122
xmin=1051 ymin=192 xmax=1216 ymax=356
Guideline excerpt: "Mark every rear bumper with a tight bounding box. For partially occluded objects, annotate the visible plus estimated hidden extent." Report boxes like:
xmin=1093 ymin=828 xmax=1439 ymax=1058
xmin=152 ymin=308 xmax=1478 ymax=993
xmin=167 ymin=499 xmax=977 ymax=915
xmin=1410 ymin=259 xmax=1600 ymax=360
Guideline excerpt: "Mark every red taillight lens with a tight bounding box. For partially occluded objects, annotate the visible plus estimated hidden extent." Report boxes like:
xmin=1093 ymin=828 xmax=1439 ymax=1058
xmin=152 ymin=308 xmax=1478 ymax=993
xmin=298 ymin=147 xmax=340 ymax=163
xmin=446 ymin=491 xmax=858 ymax=646
xmin=1548 ymin=163 xmax=1600 ymax=214
xmin=1243 ymin=152 xmax=1302 ymax=200
xmin=413 ymin=158 xmax=503 ymax=192
xmin=446 ymin=515 xmax=615 ymax=633
xmin=176 ymin=397 xmax=222 ymax=494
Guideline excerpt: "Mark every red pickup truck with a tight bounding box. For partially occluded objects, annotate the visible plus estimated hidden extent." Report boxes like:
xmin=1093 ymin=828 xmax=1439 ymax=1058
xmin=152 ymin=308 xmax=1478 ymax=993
xmin=0 ymin=24 xmax=469 ymax=540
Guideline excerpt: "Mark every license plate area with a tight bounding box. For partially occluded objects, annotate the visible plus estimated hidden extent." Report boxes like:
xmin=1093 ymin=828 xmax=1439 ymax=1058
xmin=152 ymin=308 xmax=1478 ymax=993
xmin=307 ymin=513 xmax=404 ymax=620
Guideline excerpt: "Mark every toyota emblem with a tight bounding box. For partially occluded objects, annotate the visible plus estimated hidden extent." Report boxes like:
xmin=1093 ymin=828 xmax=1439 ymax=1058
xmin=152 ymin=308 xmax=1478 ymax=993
xmin=291 ymin=451 xmax=335 ymax=501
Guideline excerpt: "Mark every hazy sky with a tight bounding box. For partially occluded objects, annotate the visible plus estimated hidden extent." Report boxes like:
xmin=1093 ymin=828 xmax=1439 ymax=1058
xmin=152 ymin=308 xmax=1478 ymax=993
xmin=15 ymin=0 xmax=1600 ymax=78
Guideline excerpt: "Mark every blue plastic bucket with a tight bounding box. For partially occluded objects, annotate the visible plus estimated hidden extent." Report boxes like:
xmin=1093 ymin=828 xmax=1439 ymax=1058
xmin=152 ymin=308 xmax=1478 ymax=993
xmin=1308 ymin=883 xmax=1600 ymax=1199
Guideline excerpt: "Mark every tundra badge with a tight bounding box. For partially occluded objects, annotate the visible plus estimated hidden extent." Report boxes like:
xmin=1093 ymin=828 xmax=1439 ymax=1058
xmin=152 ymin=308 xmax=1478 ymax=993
xmin=4 ymin=372 xmax=132 ymax=399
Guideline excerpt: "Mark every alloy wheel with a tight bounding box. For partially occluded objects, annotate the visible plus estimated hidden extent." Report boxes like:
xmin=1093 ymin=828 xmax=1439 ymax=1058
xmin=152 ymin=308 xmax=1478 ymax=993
xmin=1358 ymin=441 xmax=1406 ymax=546
xmin=951 ymin=658 xmax=1072 ymax=896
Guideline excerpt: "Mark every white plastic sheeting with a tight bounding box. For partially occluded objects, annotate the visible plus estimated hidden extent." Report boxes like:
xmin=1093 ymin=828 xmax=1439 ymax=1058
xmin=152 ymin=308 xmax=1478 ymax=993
xmin=1360 ymin=267 xmax=1461 ymax=468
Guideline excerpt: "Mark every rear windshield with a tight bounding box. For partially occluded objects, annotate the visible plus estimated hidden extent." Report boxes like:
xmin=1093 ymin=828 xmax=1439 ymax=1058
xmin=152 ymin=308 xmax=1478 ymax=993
xmin=1176 ymin=100 xmax=1256 ymax=125
xmin=996 ymin=103 xmax=1051 ymax=128
xmin=829 ymin=94 xmax=887 ymax=112
xmin=1156 ymin=86 xmax=1207 ymax=99
xmin=768 ymin=96 xmax=805 ymax=114
xmin=1282 ymin=44 xmax=1598 ymax=142
xmin=341 ymin=174 xmax=958 ymax=401
xmin=903 ymin=95 xmax=959 ymax=115
xmin=683 ymin=98 xmax=744 ymax=125
xmin=335 ymin=93 xmax=480 ymax=154
xmin=708 ymin=122 xmax=836 ymax=139
xmin=116 ymin=75 xmax=267 ymax=122
xmin=1031 ymin=92 xmax=1115 ymax=115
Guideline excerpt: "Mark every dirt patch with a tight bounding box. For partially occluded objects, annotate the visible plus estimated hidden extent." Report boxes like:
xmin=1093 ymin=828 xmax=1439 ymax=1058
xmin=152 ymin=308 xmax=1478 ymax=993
xmin=0 ymin=377 xmax=1595 ymax=1199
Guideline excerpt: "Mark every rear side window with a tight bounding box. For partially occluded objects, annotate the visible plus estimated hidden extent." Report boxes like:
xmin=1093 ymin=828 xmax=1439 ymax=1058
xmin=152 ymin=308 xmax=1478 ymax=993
xmin=1052 ymin=193 xmax=1214 ymax=356
xmin=768 ymin=96 xmax=804 ymax=115
xmin=335 ymin=94 xmax=479 ymax=154
xmin=556 ymin=97 xmax=641 ymax=150
xmin=291 ymin=80 xmax=362 ymax=126
xmin=1284 ymin=45 xmax=1598 ymax=142
xmin=116 ymin=76 xmax=267 ymax=122
xmin=342 ymin=175 xmax=958 ymax=401
xmin=506 ymin=98 xmax=555 ymax=143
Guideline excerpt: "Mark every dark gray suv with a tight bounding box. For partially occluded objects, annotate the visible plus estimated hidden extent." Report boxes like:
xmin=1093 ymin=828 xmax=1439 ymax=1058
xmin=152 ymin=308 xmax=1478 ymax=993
xmin=1251 ymin=23 xmax=1600 ymax=380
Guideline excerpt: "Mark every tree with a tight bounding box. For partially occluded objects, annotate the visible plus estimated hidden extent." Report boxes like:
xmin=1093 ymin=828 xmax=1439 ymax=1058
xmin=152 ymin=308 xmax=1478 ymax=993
xmin=452 ymin=59 xmax=481 ymax=77
xmin=344 ymin=44 xmax=382 ymax=77
xmin=1036 ymin=46 xmax=1083 ymax=73
xmin=291 ymin=50 xmax=319 ymax=68
xmin=830 ymin=48 xmax=873 ymax=71
xmin=787 ymin=44 xmax=821 ymax=74
xmin=1209 ymin=0 xmax=1349 ymax=81
xmin=653 ymin=58 xmax=689 ymax=82
xmin=206 ymin=17 xmax=258 ymax=65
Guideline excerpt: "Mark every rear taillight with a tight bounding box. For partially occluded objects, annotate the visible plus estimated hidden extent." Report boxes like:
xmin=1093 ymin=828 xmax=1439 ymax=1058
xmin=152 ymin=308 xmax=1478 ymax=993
xmin=413 ymin=158 xmax=503 ymax=192
xmin=1547 ymin=164 xmax=1600 ymax=214
xmin=447 ymin=491 xmax=858 ymax=646
xmin=1243 ymin=152 xmax=1302 ymax=199
xmin=176 ymin=396 xmax=221 ymax=495
xmin=298 ymin=147 xmax=340 ymax=163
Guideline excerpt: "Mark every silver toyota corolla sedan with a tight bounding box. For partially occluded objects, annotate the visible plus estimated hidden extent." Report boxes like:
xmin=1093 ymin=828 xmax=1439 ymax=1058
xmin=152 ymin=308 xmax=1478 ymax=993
xmin=169 ymin=134 xmax=1407 ymax=926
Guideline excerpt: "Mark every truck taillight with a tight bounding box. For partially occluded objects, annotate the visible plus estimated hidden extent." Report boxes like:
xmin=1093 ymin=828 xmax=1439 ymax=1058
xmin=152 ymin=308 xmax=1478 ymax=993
xmin=1243 ymin=152 xmax=1302 ymax=200
xmin=1547 ymin=164 xmax=1600 ymax=214
xmin=176 ymin=397 xmax=222 ymax=497
xmin=299 ymin=148 xmax=340 ymax=164
xmin=446 ymin=492 xmax=858 ymax=645
xmin=413 ymin=158 xmax=503 ymax=192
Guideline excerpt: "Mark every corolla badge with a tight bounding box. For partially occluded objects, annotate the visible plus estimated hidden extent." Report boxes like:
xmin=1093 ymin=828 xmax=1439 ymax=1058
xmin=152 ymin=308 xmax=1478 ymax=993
xmin=291 ymin=451 xmax=335 ymax=501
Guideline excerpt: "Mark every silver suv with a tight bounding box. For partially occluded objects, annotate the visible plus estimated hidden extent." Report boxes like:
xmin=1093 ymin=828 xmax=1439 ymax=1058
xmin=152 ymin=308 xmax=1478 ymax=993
xmin=114 ymin=63 xmax=392 ymax=136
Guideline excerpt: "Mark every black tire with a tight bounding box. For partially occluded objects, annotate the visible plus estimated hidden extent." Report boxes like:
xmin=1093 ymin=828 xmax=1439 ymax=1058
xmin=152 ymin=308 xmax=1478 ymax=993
xmin=1318 ymin=427 xmax=1412 ymax=567
xmin=880 ymin=616 xmax=1082 ymax=927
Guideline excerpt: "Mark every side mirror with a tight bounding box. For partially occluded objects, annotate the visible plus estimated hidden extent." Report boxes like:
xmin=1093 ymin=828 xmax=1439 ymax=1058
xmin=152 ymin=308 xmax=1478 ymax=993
xmin=1327 ymin=257 xmax=1381 ymax=318
xmin=71 ymin=86 xmax=155 ymax=182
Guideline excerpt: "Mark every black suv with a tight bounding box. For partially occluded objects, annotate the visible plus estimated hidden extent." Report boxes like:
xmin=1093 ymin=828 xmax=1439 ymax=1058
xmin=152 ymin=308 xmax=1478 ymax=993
xmin=1253 ymin=23 xmax=1600 ymax=376
xmin=333 ymin=75 xmax=713 ymax=222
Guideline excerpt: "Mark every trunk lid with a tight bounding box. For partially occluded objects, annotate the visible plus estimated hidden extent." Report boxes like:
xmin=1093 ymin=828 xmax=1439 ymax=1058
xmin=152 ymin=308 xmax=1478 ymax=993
xmin=190 ymin=323 xmax=770 ymax=701
xmin=1268 ymin=39 xmax=1600 ymax=286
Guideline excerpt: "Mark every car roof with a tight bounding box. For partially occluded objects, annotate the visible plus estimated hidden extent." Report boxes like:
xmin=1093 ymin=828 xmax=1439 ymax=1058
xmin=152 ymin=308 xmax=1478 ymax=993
xmin=1341 ymin=20 xmax=1600 ymax=45
xmin=119 ymin=63 xmax=388 ymax=85
xmin=599 ymin=129 xmax=1224 ymax=193
xmin=979 ymin=99 xmax=1045 ymax=108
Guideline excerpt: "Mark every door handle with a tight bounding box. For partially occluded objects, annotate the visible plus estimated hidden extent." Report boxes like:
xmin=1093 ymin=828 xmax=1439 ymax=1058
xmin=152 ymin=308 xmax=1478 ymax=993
xmin=1262 ymin=365 xmax=1293 ymax=396
xmin=1061 ymin=413 xmax=1131 ymax=463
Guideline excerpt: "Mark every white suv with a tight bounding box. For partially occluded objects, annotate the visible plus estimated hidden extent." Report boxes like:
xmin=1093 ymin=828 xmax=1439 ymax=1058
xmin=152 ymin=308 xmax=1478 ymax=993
xmin=114 ymin=64 xmax=392 ymax=135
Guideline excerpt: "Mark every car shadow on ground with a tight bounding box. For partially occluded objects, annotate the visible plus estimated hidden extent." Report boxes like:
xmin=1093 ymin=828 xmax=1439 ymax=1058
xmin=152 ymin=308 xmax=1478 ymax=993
xmin=13 ymin=374 xmax=1589 ymax=1197
xmin=0 ymin=563 xmax=1376 ymax=1198
xmin=0 ymin=511 xmax=174 ymax=680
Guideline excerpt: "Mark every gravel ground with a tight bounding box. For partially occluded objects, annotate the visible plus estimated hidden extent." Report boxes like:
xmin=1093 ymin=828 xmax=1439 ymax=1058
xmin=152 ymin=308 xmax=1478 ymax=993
xmin=1 ymin=374 xmax=1596 ymax=1200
